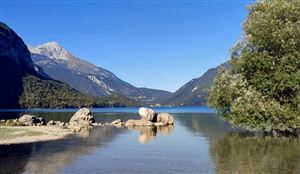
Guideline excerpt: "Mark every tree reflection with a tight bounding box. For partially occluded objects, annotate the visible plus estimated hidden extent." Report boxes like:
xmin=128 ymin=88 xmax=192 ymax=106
xmin=210 ymin=133 xmax=300 ymax=174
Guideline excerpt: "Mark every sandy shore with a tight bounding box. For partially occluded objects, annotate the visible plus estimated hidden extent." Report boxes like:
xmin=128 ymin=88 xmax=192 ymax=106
xmin=0 ymin=126 xmax=74 ymax=145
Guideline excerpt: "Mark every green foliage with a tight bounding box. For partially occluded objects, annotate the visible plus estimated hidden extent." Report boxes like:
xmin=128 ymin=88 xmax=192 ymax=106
xmin=19 ymin=75 xmax=140 ymax=108
xmin=19 ymin=75 xmax=95 ymax=108
xmin=208 ymin=0 xmax=300 ymax=132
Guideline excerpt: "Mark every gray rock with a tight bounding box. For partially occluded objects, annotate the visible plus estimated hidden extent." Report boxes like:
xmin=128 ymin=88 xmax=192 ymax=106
xmin=125 ymin=119 xmax=154 ymax=127
xmin=157 ymin=113 xmax=174 ymax=125
xmin=47 ymin=120 xmax=55 ymax=126
xmin=18 ymin=115 xmax=35 ymax=126
xmin=154 ymin=122 xmax=168 ymax=127
xmin=59 ymin=122 xmax=65 ymax=128
xmin=54 ymin=121 xmax=62 ymax=125
xmin=138 ymin=107 xmax=156 ymax=121
xmin=0 ymin=119 xmax=5 ymax=123
xmin=18 ymin=115 xmax=46 ymax=126
xmin=69 ymin=108 xmax=95 ymax=132
xmin=111 ymin=119 xmax=122 ymax=125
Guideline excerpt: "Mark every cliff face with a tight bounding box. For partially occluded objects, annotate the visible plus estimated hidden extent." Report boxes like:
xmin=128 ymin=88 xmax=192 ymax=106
xmin=0 ymin=22 xmax=34 ymax=108
xmin=0 ymin=22 xmax=34 ymax=70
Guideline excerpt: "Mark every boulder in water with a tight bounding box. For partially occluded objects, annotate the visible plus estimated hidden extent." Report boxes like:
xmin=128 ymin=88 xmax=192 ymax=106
xmin=157 ymin=113 xmax=174 ymax=125
xmin=68 ymin=108 xmax=95 ymax=132
xmin=138 ymin=107 xmax=156 ymax=122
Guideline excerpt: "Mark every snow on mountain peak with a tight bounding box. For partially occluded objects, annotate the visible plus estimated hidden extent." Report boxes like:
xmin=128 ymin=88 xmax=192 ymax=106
xmin=28 ymin=41 xmax=73 ymax=60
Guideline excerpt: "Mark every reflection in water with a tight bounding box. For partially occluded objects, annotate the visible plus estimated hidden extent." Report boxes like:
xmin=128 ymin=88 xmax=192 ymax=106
xmin=2 ymin=110 xmax=300 ymax=173
xmin=175 ymin=113 xmax=242 ymax=139
xmin=210 ymin=133 xmax=300 ymax=174
xmin=0 ymin=126 xmax=126 ymax=174
xmin=128 ymin=125 xmax=174 ymax=144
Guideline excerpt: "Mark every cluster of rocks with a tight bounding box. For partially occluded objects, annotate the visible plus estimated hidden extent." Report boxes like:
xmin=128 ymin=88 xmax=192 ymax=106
xmin=0 ymin=107 xmax=175 ymax=135
xmin=65 ymin=107 xmax=175 ymax=131
xmin=0 ymin=115 xmax=46 ymax=126
xmin=47 ymin=120 xmax=69 ymax=129
xmin=18 ymin=115 xmax=46 ymax=126
xmin=109 ymin=107 xmax=174 ymax=128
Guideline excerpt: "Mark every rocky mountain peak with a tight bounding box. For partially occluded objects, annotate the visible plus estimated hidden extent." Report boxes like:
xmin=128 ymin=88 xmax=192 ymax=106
xmin=28 ymin=41 xmax=73 ymax=60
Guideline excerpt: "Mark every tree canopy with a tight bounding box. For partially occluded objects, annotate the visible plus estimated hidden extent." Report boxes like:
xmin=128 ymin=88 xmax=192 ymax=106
xmin=208 ymin=0 xmax=300 ymax=133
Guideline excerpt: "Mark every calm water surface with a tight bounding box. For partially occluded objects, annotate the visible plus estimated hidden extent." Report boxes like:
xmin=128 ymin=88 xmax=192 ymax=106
xmin=1 ymin=106 xmax=300 ymax=174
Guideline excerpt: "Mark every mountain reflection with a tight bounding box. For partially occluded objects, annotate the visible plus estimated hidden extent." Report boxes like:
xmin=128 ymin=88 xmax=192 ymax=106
xmin=128 ymin=125 xmax=174 ymax=144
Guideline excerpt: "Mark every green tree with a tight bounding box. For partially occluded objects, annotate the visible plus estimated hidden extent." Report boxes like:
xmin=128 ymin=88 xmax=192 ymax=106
xmin=208 ymin=0 xmax=300 ymax=134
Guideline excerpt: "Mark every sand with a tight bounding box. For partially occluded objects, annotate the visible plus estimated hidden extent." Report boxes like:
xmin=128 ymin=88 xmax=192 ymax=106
xmin=0 ymin=126 xmax=74 ymax=145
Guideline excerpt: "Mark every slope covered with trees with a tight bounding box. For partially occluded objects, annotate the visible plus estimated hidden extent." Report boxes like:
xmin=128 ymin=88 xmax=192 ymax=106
xmin=162 ymin=62 xmax=229 ymax=106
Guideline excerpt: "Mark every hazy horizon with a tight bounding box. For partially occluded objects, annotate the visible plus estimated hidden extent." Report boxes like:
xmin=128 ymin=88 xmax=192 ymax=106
xmin=1 ymin=0 xmax=253 ymax=92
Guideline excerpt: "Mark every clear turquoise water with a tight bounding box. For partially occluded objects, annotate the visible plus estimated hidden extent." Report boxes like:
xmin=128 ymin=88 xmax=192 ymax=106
xmin=1 ymin=107 xmax=300 ymax=174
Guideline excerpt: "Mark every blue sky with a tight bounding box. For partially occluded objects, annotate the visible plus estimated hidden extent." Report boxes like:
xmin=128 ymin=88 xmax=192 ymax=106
xmin=1 ymin=0 xmax=253 ymax=92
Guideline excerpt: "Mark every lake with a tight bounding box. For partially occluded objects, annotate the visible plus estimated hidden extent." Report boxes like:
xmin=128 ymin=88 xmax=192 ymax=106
xmin=1 ymin=106 xmax=300 ymax=174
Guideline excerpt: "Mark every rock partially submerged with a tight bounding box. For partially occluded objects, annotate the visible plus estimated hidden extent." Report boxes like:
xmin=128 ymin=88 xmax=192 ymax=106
xmin=68 ymin=108 xmax=95 ymax=132
xmin=139 ymin=107 xmax=156 ymax=122
xmin=157 ymin=113 xmax=174 ymax=125
xmin=125 ymin=119 xmax=154 ymax=127
xmin=154 ymin=122 xmax=168 ymax=127
xmin=122 ymin=107 xmax=174 ymax=129
xmin=111 ymin=119 xmax=125 ymax=127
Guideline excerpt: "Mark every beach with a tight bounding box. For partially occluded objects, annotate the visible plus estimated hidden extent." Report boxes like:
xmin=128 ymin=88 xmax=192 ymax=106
xmin=0 ymin=126 xmax=73 ymax=145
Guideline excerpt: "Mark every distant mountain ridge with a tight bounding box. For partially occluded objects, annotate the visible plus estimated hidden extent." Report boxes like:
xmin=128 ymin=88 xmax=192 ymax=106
xmin=29 ymin=42 xmax=172 ymax=103
xmin=162 ymin=62 xmax=229 ymax=106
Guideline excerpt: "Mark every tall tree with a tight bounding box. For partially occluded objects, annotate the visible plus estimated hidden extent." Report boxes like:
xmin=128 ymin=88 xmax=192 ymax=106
xmin=208 ymin=0 xmax=300 ymax=134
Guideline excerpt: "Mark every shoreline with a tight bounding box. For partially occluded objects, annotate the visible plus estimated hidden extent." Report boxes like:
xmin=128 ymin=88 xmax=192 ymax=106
xmin=0 ymin=126 xmax=74 ymax=145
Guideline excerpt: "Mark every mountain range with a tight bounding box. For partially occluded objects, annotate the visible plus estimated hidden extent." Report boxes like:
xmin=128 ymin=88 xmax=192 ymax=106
xmin=29 ymin=42 xmax=229 ymax=106
xmin=29 ymin=42 xmax=172 ymax=104
xmin=0 ymin=21 xmax=227 ymax=108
